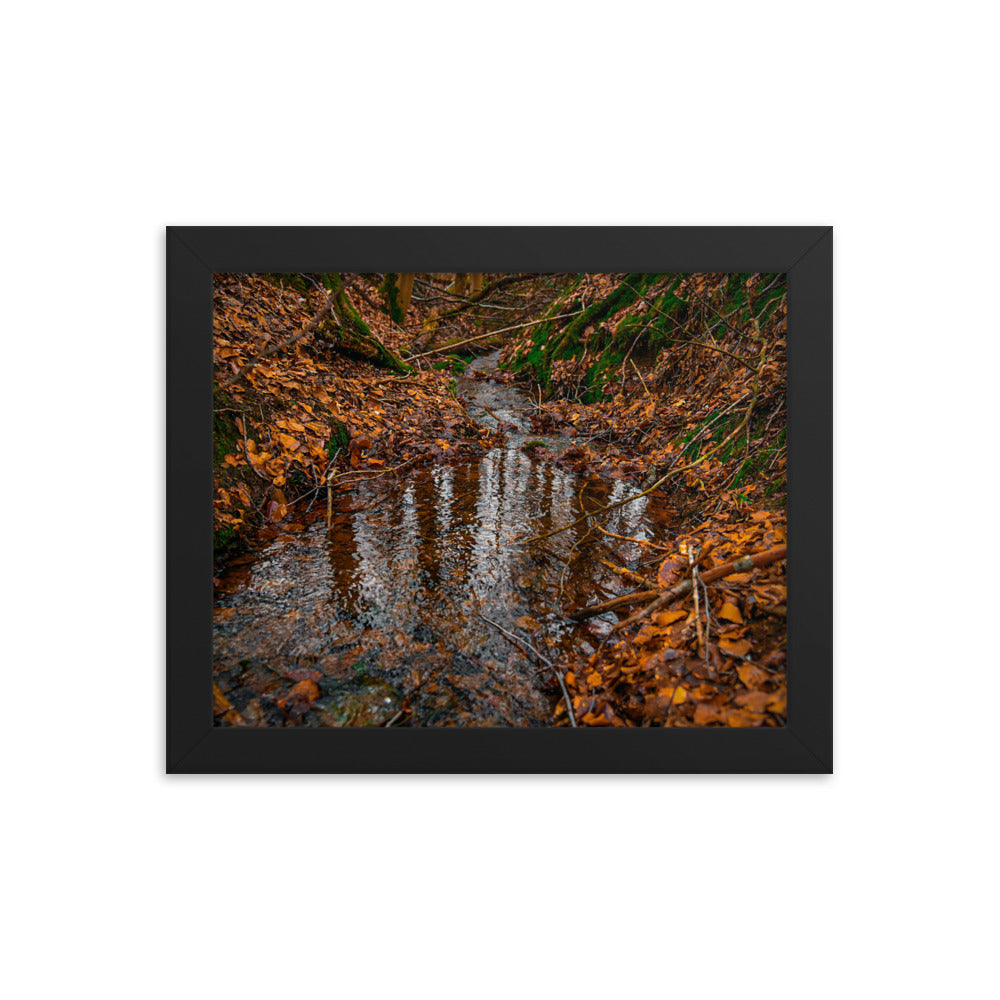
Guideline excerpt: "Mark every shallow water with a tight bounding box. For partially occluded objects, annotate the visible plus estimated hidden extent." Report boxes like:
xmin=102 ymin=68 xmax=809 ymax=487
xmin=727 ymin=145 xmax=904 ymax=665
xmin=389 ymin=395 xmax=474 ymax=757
xmin=214 ymin=353 xmax=675 ymax=726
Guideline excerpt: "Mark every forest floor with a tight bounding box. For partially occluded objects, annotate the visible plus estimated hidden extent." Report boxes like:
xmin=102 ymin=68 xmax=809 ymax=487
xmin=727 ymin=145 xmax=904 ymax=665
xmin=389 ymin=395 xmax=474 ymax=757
xmin=213 ymin=272 xmax=787 ymax=728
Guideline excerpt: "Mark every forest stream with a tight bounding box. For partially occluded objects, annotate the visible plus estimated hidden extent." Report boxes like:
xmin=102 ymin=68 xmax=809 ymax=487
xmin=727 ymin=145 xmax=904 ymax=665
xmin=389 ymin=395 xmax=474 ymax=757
xmin=213 ymin=352 xmax=674 ymax=727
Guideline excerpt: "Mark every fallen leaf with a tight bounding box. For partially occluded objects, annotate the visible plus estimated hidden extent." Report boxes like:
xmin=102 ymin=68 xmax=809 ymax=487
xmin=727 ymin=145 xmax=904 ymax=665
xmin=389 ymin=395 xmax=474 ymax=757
xmin=719 ymin=636 xmax=752 ymax=657
xmin=736 ymin=663 xmax=769 ymax=688
xmin=213 ymin=684 xmax=232 ymax=716
xmin=657 ymin=556 xmax=686 ymax=589
xmin=718 ymin=601 xmax=743 ymax=624
xmin=652 ymin=609 xmax=687 ymax=627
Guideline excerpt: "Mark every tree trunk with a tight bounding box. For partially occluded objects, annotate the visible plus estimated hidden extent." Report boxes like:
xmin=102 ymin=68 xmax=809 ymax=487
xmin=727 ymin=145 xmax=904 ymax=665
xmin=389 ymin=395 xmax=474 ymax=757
xmin=320 ymin=274 xmax=411 ymax=374
xmin=453 ymin=273 xmax=468 ymax=298
xmin=379 ymin=273 xmax=401 ymax=322
xmin=470 ymin=273 xmax=483 ymax=295
xmin=397 ymin=272 xmax=415 ymax=320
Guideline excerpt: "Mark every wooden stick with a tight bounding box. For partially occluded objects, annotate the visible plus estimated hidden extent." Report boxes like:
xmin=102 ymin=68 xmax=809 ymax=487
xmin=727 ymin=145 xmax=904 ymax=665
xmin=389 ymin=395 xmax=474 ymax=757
xmin=480 ymin=615 xmax=576 ymax=727
xmin=598 ymin=559 xmax=656 ymax=589
xmin=568 ymin=589 xmax=660 ymax=621
xmin=569 ymin=545 xmax=787 ymax=624
xmin=406 ymin=310 xmax=586 ymax=360
xmin=612 ymin=545 xmax=787 ymax=631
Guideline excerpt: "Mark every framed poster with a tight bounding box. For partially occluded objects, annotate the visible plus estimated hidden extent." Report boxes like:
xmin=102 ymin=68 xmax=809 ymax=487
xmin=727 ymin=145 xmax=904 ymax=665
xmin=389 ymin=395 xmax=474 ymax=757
xmin=168 ymin=226 xmax=831 ymax=773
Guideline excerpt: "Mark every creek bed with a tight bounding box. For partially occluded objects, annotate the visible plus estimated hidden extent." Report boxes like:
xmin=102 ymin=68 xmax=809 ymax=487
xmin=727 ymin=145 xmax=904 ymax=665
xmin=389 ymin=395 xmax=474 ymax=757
xmin=213 ymin=353 xmax=675 ymax=726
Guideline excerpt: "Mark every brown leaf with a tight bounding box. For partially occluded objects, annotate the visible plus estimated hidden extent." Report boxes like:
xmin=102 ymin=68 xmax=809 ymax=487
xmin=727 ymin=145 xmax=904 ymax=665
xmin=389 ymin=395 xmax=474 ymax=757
xmin=281 ymin=668 xmax=322 ymax=684
xmin=657 ymin=556 xmax=686 ymax=590
xmin=652 ymin=609 xmax=687 ymax=628
xmin=734 ymin=691 xmax=770 ymax=712
xmin=287 ymin=679 xmax=319 ymax=702
xmin=693 ymin=702 xmax=727 ymax=725
xmin=718 ymin=601 xmax=743 ymax=624
xmin=719 ymin=636 xmax=752 ymax=657
xmin=213 ymin=683 xmax=232 ymax=716
xmin=736 ymin=663 xmax=769 ymax=688
xmin=726 ymin=709 xmax=765 ymax=727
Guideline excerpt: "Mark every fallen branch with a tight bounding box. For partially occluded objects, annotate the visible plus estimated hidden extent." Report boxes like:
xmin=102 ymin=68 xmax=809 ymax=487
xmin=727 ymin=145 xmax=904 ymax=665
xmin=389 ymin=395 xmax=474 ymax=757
xmin=598 ymin=559 xmax=656 ymax=590
xmin=407 ymin=310 xmax=586 ymax=360
xmin=480 ymin=615 xmax=576 ymax=727
xmin=569 ymin=544 xmax=787 ymax=624
xmin=329 ymin=283 xmax=411 ymax=374
xmin=433 ymin=273 xmax=536 ymax=320
xmin=568 ymin=589 xmax=660 ymax=621
xmin=612 ymin=545 xmax=788 ymax=631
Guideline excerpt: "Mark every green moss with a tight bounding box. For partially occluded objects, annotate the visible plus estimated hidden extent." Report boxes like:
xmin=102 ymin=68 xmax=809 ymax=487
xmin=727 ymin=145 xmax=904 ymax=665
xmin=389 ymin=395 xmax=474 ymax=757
xmin=327 ymin=419 xmax=351 ymax=458
xmin=509 ymin=274 xmax=668 ymax=388
xmin=214 ymin=524 xmax=238 ymax=551
xmin=380 ymin=273 xmax=403 ymax=323
xmin=212 ymin=391 xmax=240 ymax=469
xmin=432 ymin=355 xmax=469 ymax=374
xmin=323 ymin=274 xmax=411 ymax=374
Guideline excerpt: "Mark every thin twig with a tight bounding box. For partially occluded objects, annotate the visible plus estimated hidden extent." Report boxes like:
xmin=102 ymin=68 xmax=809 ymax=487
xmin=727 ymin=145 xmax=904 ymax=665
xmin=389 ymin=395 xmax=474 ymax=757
xmin=479 ymin=615 xmax=576 ymax=727
xmin=692 ymin=562 xmax=704 ymax=654
xmin=631 ymin=359 xmax=650 ymax=395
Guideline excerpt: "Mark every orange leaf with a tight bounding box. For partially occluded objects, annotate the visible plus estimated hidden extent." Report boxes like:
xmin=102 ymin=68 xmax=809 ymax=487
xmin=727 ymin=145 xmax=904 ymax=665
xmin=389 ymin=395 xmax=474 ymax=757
xmin=719 ymin=636 xmax=752 ymax=657
xmin=652 ymin=609 xmax=687 ymax=628
xmin=726 ymin=709 xmax=763 ymax=727
xmin=718 ymin=601 xmax=743 ymax=624
xmin=736 ymin=663 xmax=769 ymax=688
xmin=288 ymin=679 xmax=319 ymax=702
xmin=734 ymin=691 xmax=769 ymax=712
xmin=213 ymin=684 xmax=232 ymax=716
xmin=657 ymin=685 xmax=687 ymax=704
xmin=693 ymin=703 xmax=726 ymax=725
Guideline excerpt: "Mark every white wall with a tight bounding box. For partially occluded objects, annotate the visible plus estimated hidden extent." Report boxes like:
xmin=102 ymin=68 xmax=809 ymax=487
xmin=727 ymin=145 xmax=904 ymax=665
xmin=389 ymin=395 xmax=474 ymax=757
xmin=4 ymin=3 xmax=995 ymax=998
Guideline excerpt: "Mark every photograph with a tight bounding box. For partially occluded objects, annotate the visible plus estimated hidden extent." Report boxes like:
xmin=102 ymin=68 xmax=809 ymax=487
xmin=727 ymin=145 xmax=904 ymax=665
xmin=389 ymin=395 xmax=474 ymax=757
xmin=212 ymin=269 xmax=788 ymax=728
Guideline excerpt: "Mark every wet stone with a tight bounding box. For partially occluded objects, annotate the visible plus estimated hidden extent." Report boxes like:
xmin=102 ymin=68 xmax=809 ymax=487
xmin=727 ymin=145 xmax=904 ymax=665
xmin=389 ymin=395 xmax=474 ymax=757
xmin=308 ymin=677 xmax=403 ymax=727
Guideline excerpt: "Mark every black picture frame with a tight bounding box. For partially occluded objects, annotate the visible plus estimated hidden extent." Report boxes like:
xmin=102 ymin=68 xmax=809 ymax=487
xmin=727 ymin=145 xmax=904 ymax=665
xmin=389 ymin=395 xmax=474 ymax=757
xmin=168 ymin=226 xmax=832 ymax=773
